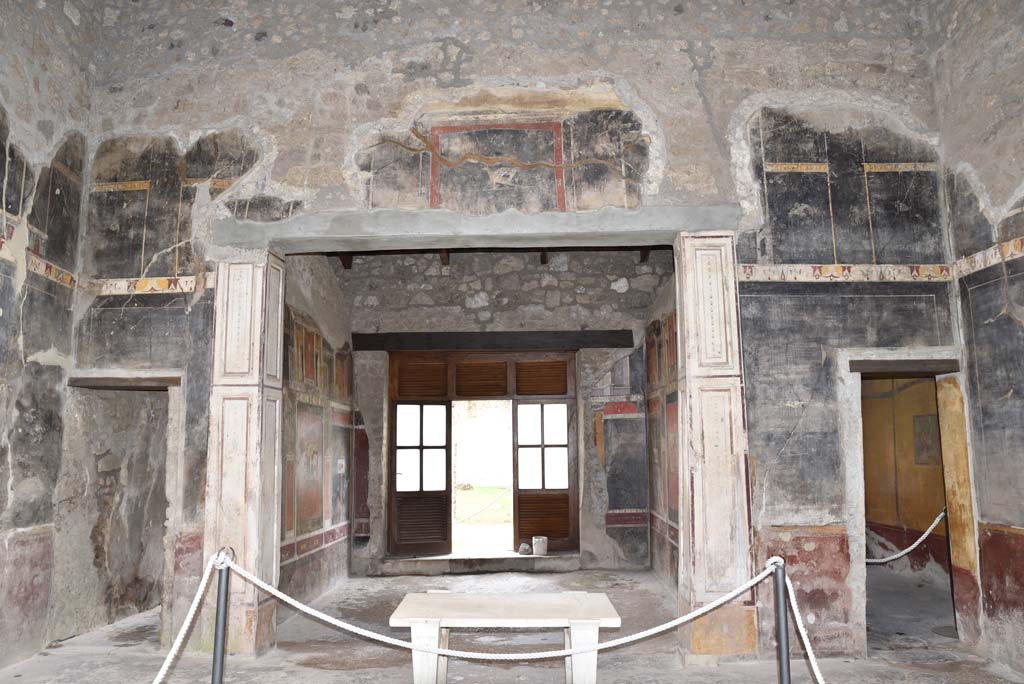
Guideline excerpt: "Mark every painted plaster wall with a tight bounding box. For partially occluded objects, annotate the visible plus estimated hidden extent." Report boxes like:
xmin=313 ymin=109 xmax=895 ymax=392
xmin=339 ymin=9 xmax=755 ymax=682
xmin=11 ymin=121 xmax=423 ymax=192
xmin=0 ymin=99 xmax=86 ymax=665
xmin=580 ymin=346 xmax=649 ymax=569
xmin=740 ymin=108 xmax=945 ymax=266
xmin=960 ymin=258 xmax=1024 ymax=669
xmin=69 ymin=131 xmax=263 ymax=649
xmin=643 ymin=279 xmax=680 ymax=590
xmin=278 ymin=255 xmax=355 ymax=606
xmin=344 ymin=249 xmax=671 ymax=571
xmin=740 ymin=280 xmax=955 ymax=656
xmin=926 ymin=2 xmax=1024 ymax=669
xmin=48 ymin=388 xmax=169 ymax=641
xmin=86 ymin=2 xmax=938 ymax=217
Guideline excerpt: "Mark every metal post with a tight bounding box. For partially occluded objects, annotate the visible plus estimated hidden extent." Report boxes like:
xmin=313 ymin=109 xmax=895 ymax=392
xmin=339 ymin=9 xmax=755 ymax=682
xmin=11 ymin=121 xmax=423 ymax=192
xmin=211 ymin=564 xmax=230 ymax=684
xmin=774 ymin=562 xmax=792 ymax=684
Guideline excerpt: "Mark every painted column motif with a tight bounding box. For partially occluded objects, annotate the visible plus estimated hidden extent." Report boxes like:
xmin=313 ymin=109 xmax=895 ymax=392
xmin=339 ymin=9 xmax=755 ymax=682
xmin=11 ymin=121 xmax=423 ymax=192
xmin=202 ymin=254 xmax=285 ymax=653
xmin=673 ymin=232 xmax=756 ymax=656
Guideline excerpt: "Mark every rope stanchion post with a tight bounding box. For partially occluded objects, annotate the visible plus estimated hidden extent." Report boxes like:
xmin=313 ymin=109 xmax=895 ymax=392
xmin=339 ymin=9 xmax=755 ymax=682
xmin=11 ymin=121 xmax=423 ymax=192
xmin=773 ymin=560 xmax=792 ymax=684
xmin=210 ymin=556 xmax=231 ymax=684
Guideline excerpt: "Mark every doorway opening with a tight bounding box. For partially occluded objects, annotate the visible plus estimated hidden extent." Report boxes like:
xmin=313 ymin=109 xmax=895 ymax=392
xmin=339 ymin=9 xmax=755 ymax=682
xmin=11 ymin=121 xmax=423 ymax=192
xmin=387 ymin=351 xmax=579 ymax=558
xmin=451 ymin=400 xmax=514 ymax=556
xmin=861 ymin=376 xmax=957 ymax=649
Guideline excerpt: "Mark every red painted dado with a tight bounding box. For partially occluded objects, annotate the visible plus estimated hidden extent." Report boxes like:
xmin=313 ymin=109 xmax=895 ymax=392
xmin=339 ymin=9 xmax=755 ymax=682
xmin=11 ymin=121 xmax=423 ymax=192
xmin=605 ymin=509 xmax=647 ymax=527
xmin=980 ymin=523 xmax=1024 ymax=618
xmin=601 ymin=401 xmax=641 ymax=416
xmin=323 ymin=521 xmax=349 ymax=543
xmin=759 ymin=526 xmax=854 ymax=656
xmin=172 ymin=530 xmax=203 ymax=574
xmin=866 ymin=522 xmax=950 ymax=571
xmin=952 ymin=564 xmax=982 ymax=644
xmin=0 ymin=527 xmax=54 ymax=667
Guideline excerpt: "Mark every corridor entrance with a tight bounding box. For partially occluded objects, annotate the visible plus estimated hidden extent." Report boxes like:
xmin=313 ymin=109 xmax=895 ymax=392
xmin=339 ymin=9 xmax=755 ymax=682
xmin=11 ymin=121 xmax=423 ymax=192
xmin=387 ymin=351 xmax=578 ymax=557
xmin=861 ymin=376 xmax=957 ymax=647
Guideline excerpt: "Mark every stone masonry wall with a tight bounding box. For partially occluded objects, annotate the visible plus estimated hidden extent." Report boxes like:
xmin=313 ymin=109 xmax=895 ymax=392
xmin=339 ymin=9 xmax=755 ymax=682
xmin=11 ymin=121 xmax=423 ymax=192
xmin=344 ymin=248 xmax=672 ymax=570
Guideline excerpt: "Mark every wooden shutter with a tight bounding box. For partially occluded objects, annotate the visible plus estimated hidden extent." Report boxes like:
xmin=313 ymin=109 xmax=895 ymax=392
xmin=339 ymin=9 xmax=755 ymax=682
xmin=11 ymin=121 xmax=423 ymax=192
xmin=396 ymin=360 xmax=447 ymax=398
xmin=515 ymin=360 xmax=568 ymax=396
xmin=395 ymin=495 xmax=449 ymax=545
xmin=455 ymin=361 xmax=508 ymax=397
xmin=517 ymin=491 xmax=572 ymax=549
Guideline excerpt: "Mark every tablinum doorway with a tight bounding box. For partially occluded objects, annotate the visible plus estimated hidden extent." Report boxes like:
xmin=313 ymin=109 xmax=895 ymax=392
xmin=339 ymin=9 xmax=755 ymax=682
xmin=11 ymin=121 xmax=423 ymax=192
xmin=387 ymin=351 xmax=578 ymax=558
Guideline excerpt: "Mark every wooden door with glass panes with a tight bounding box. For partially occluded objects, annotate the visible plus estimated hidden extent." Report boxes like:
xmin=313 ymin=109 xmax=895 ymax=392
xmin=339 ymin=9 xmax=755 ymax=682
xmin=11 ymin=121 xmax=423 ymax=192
xmin=389 ymin=401 xmax=451 ymax=556
xmin=513 ymin=400 xmax=575 ymax=551
xmin=387 ymin=351 xmax=577 ymax=556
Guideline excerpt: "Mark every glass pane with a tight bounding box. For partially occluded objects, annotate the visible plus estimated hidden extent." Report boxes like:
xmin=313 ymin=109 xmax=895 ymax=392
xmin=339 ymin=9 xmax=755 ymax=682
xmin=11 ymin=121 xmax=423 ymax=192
xmin=396 ymin=404 xmax=420 ymax=446
xmin=517 ymin=404 xmax=541 ymax=445
xmin=544 ymin=404 xmax=568 ymax=444
xmin=396 ymin=449 xmax=420 ymax=491
xmin=518 ymin=447 xmax=543 ymax=489
xmin=422 ymin=449 xmax=447 ymax=491
xmin=544 ymin=447 xmax=569 ymax=489
xmin=422 ymin=405 xmax=447 ymax=446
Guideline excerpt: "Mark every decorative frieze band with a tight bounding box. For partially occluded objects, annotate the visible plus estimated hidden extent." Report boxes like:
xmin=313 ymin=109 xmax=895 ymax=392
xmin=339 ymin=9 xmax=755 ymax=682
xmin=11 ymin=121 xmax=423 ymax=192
xmin=954 ymin=236 xmax=1024 ymax=278
xmin=739 ymin=263 xmax=953 ymax=283
xmin=26 ymin=252 xmax=76 ymax=288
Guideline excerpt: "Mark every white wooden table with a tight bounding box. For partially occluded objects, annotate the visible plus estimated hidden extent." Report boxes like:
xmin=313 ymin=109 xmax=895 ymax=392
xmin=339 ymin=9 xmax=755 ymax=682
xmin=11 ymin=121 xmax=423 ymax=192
xmin=389 ymin=591 xmax=621 ymax=684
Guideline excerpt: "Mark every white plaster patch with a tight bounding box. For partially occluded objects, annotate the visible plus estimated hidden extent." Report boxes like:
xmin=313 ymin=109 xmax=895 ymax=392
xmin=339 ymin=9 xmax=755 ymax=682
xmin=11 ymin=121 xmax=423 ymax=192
xmin=610 ymin=277 xmax=629 ymax=293
xmin=63 ymin=1 xmax=80 ymax=26
xmin=465 ymin=292 xmax=489 ymax=309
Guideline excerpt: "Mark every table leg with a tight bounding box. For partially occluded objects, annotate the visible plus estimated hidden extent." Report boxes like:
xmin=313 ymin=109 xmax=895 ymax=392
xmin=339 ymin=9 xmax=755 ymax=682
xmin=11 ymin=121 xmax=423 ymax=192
xmin=564 ymin=627 xmax=573 ymax=683
xmin=568 ymin=620 xmax=600 ymax=684
xmin=438 ymin=628 xmax=450 ymax=682
xmin=410 ymin=619 xmax=442 ymax=684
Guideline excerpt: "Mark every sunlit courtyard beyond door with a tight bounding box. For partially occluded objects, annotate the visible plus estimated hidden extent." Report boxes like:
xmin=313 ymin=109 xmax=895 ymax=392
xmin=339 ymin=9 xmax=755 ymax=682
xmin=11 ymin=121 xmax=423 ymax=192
xmin=452 ymin=400 xmax=514 ymax=556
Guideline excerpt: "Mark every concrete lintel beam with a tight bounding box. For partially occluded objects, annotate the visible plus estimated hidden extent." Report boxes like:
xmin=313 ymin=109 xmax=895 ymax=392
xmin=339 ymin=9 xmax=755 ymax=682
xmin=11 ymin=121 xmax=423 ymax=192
xmin=68 ymin=368 xmax=184 ymax=390
xmin=212 ymin=204 xmax=742 ymax=253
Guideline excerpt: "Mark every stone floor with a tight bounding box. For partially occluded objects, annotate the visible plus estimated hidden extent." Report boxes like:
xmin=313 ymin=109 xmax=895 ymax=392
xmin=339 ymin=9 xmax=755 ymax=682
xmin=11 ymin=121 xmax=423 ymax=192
xmin=3 ymin=568 xmax=1022 ymax=684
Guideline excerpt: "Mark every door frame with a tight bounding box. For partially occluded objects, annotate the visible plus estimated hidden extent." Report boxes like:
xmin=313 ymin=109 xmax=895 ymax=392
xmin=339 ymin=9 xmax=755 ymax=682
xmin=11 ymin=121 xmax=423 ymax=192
xmin=385 ymin=350 xmax=578 ymax=557
xmin=836 ymin=346 xmax=983 ymax=653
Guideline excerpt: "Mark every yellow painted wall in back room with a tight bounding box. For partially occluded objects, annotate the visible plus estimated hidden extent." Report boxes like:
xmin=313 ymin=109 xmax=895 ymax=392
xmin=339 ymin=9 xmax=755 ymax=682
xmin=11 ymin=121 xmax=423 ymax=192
xmin=862 ymin=378 xmax=947 ymax=535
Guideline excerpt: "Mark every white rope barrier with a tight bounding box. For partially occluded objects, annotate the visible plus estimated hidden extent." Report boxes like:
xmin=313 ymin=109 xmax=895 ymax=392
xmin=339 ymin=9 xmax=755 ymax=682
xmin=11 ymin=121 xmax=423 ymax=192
xmin=152 ymin=553 xmax=222 ymax=684
xmin=865 ymin=508 xmax=947 ymax=565
xmin=224 ymin=554 xmax=778 ymax=660
xmin=785 ymin=574 xmax=825 ymax=684
xmin=152 ymin=551 xmax=828 ymax=682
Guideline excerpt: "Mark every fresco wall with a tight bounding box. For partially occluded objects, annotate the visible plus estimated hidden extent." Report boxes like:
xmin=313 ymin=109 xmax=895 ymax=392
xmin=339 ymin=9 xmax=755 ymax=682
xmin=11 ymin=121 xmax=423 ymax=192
xmin=582 ymin=346 xmax=649 ymax=568
xmin=0 ymin=104 xmax=80 ymax=667
xmin=278 ymin=255 xmax=355 ymax=606
xmin=360 ymin=109 xmax=647 ymax=214
xmin=733 ymin=107 xmax=980 ymax=657
xmin=643 ymin=281 xmax=680 ymax=590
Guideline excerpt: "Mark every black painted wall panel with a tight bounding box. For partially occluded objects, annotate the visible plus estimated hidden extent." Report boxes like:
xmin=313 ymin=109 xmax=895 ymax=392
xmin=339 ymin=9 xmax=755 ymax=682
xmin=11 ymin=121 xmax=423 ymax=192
xmin=766 ymin=171 xmax=834 ymax=263
xmin=740 ymin=281 xmax=954 ymax=521
xmin=828 ymin=132 xmax=874 ymax=264
xmin=947 ymin=171 xmax=996 ymax=258
xmin=750 ymin=108 xmax=946 ymax=266
xmin=962 ymin=260 xmax=1024 ymax=526
xmin=868 ymin=171 xmax=944 ymax=263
